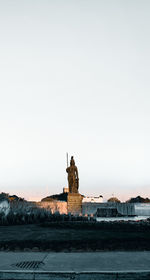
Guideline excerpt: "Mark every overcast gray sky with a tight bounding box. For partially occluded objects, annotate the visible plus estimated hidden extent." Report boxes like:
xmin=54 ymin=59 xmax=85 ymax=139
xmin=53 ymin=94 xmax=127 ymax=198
xmin=0 ymin=0 xmax=150 ymax=201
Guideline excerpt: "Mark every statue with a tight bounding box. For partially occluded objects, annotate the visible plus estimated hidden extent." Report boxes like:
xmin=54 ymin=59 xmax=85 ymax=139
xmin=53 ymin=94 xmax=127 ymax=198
xmin=66 ymin=156 xmax=79 ymax=193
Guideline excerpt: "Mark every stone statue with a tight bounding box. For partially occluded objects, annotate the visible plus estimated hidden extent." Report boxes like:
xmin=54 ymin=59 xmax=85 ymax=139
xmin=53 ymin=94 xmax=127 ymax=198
xmin=66 ymin=156 xmax=79 ymax=193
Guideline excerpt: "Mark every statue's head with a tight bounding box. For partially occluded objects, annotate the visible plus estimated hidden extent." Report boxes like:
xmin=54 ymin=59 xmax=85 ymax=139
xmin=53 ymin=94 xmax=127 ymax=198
xmin=70 ymin=156 xmax=75 ymax=166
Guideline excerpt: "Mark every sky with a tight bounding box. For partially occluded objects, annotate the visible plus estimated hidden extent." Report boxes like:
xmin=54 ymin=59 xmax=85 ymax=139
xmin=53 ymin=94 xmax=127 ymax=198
xmin=0 ymin=0 xmax=150 ymax=202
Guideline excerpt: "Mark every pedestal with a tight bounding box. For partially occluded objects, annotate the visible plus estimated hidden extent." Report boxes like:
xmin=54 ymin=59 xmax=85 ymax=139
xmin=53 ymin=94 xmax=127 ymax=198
xmin=67 ymin=193 xmax=83 ymax=215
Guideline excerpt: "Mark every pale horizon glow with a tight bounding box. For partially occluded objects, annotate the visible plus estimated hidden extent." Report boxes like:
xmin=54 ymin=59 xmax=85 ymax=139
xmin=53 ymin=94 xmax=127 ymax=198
xmin=0 ymin=0 xmax=150 ymax=202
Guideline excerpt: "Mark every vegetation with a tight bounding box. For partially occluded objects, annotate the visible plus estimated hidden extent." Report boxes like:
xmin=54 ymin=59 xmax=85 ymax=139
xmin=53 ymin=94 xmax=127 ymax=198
xmin=127 ymin=196 xmax=150 ymax=203
xmin=41 ymin=192 xmax=68 ymax=202
xmin=107 ymin=197 xmax=121 ymax=203
xmin=0 ymin=200 xmax=89 ymax=226
xmin=0 ymin=220 xmax=150 ymax=251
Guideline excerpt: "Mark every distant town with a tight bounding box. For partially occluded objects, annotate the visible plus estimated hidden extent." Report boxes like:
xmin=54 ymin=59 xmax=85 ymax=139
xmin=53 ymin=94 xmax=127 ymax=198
xmin=0 ymin=190 xmax=150 ymax=223
xmin=1 ymin=156 xmax=150 ymax=220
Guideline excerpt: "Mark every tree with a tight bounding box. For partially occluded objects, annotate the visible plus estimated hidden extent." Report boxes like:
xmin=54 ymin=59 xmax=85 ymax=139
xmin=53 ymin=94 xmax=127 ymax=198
xmin=107 ymin=197 xmax=121 ymax=203
xmin=127 ymin=196 xmax=150 ymax=203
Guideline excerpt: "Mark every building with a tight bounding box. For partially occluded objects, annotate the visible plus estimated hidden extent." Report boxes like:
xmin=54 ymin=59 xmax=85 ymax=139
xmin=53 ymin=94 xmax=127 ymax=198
xmin=82 ymin=195 xmax=103 ymax=203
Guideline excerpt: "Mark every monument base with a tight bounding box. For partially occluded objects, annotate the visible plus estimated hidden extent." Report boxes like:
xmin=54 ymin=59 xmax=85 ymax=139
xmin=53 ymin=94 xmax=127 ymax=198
xmin=67 ymin=193 xmax=83 ymax=215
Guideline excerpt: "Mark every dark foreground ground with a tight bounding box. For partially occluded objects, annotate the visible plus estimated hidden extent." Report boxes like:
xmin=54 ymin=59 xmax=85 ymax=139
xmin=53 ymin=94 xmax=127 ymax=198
xmin=1 ymin=220 xmax=150 ymax=251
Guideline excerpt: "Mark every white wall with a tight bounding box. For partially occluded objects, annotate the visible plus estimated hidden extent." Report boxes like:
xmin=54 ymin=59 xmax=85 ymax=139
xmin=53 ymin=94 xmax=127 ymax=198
xmin=134 ymin=203 xmax=150 ymax=216
xmin=0 ymin=200 xmax=10 ymax=216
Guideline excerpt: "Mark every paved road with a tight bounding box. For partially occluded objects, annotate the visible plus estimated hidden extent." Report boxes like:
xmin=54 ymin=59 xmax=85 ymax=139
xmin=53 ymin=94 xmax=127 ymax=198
xmin=0 ymin=252 xmax=150 ymax=272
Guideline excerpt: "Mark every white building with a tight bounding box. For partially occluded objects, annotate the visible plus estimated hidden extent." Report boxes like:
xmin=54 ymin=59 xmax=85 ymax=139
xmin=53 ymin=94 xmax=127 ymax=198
xmin=82 ymin=195 xmax=103 ymax=203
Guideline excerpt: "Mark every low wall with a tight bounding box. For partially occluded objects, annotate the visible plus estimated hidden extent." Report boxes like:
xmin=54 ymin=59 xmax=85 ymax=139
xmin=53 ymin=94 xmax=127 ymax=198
xmin=37 ymin=201 xmax=67 ymax=214
xmin=134 ymin=203 xmax=150 ymax=216
xmin=33 ymin=201 xmax=150 ymax=216
xmin=0 ymin=270 xmax=150 ymax=280
xmin=117 ymin=203 xmax=135 ymax=216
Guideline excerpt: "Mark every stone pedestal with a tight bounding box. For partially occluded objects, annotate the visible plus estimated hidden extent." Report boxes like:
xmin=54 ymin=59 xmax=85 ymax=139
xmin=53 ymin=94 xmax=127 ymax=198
xmin=67 ymin=193 xmax=83 ymax=215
